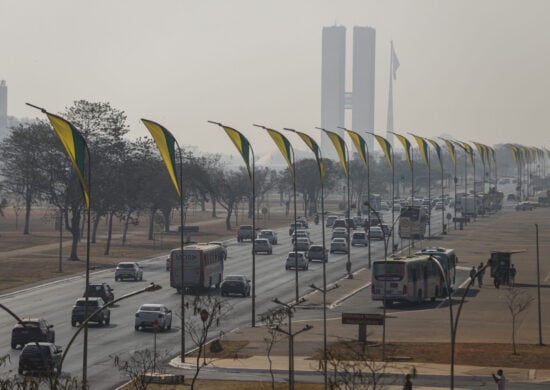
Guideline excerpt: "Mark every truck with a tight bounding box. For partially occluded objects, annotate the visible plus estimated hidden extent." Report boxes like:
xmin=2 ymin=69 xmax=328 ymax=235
xmin=237 ymin=225 xmax=255 ymax=242
xmin=169 ymin=243 xmax=224 ymax=293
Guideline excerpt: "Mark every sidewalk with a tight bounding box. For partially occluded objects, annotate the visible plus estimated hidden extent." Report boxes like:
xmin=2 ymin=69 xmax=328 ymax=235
xmin=170 ymin=207 xmax=550 ymax=388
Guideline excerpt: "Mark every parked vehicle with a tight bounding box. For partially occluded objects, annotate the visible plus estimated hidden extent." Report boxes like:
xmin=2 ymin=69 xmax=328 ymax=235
xmin=85 ymin=282 xmax=114 ymax=303
xmin=71 ymin=297 xmax=110 ymax=327
xmin=306 ymin=244 xmax=328 ymax=262
xmin=237 ymin=225 xmax=255 ymax=242
xmin=115 ymin=262 xmax=143 ymax=281
xmin=516 ymin=201 xmax=536 ymax=211
xmin=169 ymin=243 xmax=224 ymax=292
xmin=351 ymin=232 xmax=368 ymax=247
xmin=285 ymin=252 xmax=308 ymax=270
xmin=135 ymin=304 xmax=172 ymax=331
xmin=254 ymin=238 xmax=273 ymax=254
xmin=220 ymin=274 xmax=251 ymax=297
xmin=330 ymin=237 xmax=348 ymax=254
xmin=258 ymin=229 xmax=278 ymax=245
xmin=11 ymin=318 xmax=55 ymax=349
xmin=372 ymin=255 xmax=441 ymax=306
xmin=18 ymin=342 xmax=62 ymax=376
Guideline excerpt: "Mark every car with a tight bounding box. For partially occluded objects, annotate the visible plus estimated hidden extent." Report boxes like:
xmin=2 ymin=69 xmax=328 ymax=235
xmin=135 ymin=304 xmax=172 ymax=331
xmin=331 ymin=227 xmax=348 ymax=240
xmin=352 ymin=216 xmax=364 ymax=227
xmin=254 ymin=238 xmax=273 ymax=254
xmin=291 ymin=229 xmax=310 ymax=243
xmin=85 ymin=282 xmax=114 ymax=303
xmin=258 ymin=229 xmax=278 ymax=245
xmin=237 ymin=225 xmax=255 ymax=242
xmin=516 ymin=201 xmax=536 ymax=211
xmin=507 ymin=193 xmax=517 ymax=201
xmin=332 ymin=219 xmax=349 ymax=230
xmin=367 ymin=226 xmax=385 ymax=240
xmin=289 ymin=221 xmax=306 ymax=236
xmin=293 ymin=237 xmax=311 ymax=252
xmin=330 ymin=238 xmax=348 ymax=254
xmin=220 ymin=275 xmax=251 ymax=297
xmin=11 ymin=318 xmax=55 ymax=349
xmin=297 ymin=217 xmax=309 ymax=228
xmin=345 ymin=218 xmax=357 ymax=230
xmin=285 ymin=252 xmax=308 ymax=270
xmin=351 ymin=232 xmax=368 ymax=247
xmin=18 ymin=342 xmax=62 ymax=376
xmin=306 ymin=244 xmax=328 ymax=262
xmin=326 ymin=215 xmax=338 ymax=227
xmin=208 ymin=241 xmax=228 ymax=259
xmin=71 ymin=297 xmax=110 ymax=327
xmin=115 ymin=261 xmax=143 ymax=281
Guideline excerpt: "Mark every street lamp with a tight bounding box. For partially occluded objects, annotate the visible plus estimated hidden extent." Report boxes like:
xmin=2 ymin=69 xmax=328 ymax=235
xmin=272 ymin=297 xmax=311 ymax=390
xmin=60 ymin=283 xmax=162 ymax=374
xmin=310 ymin=283 xmax=338 ymax=390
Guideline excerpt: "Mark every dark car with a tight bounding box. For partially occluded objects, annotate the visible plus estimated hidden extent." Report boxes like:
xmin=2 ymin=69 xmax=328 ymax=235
xmin=18 ymin=342 xmax=62 ymax=376
xmin=307 ymin=244 xmax=328 ymax=262
xmin=85 ymin=283 xmax=114 ymax=303
xmin=71 ymin=297 xmax=110 ymax=327
xmin=11 ymin=318 xmax=55 ymax=349
xmin=220 ymin=275 xmax=251 ymax=297
xmin=237 ymin=225 xmax=255 ymax=242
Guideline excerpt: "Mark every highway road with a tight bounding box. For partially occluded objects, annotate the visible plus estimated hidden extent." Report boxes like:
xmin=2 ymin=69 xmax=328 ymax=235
xmin=0 ymin=211 xmax=446 ymax=389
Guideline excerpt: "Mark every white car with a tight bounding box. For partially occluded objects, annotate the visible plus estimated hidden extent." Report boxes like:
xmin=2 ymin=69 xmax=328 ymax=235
xmin=135 ymin=304 xmax=172 ymax=331
xmin=330 ymin=238 xmax=348 ymax=254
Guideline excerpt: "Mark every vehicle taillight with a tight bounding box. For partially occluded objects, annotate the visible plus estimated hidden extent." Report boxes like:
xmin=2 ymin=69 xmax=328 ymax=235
xmin=403 ymin=285 xmax=407 ymax=295
xmin=135 ymin=313 xmax=139 ymax=317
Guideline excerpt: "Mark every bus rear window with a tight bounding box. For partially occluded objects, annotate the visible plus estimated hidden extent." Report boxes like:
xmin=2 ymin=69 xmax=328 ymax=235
xmin=373 ymin=262 xmax=404 ymax=280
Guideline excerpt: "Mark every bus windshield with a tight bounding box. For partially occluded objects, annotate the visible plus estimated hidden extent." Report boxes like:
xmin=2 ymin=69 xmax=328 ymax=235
xmin=373 ymin=262 xmax=405 ymax=281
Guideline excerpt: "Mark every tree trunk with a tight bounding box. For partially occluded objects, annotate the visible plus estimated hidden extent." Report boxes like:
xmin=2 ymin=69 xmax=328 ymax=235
xmin=211 ymin=197 xmax=217 ymax=218
xmin=104 ymin=211 xmax=114 ymax=255
xmin=225 ymin=203 xmax=233 ymax=230
xmin=68 ymin=210 xmax=81 ymax=261
xmin=23 ymin=187 xmax=32 ymax=235
xmin=91 ymin=213 xmax=101 ymax=244
xmin=122 ymin=210 xmax=131 ymax=245
xmin=148 ymin=209 xmax=156 ymax=240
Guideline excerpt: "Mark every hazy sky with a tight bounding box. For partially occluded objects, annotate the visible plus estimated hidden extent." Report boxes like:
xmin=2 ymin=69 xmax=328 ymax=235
xmin=1 ymin=0 xmax=549 ymax=157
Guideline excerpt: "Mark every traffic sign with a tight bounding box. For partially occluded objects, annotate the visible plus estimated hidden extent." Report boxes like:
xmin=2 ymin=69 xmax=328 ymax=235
xmin=342 ymin=312 xmax=384 ymax=325
xmin=153 ymin=320 xmax=159 ymax=333
xmin=200 ymin=309 xmax=209 ymax=322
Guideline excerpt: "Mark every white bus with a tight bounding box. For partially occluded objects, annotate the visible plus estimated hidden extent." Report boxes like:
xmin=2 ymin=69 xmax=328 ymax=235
xmin=169 ymin=243 xmax=224 ymax=293
xmin=371 ymin=255 xmax=441 ymax=306
xmin=398 ymin=205 xmax=428 ymax=239
xmin=416 ymin=247 xmax=458 ymax=294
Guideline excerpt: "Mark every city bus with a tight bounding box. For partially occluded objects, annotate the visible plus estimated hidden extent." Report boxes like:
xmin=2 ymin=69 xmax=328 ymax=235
xmin=398 ymin=205 xmax=428 ymax=239
xmin=169 ymin=243 xmax=224 ymax=293
xmin=416 ymin=247 xmax=458 ymax=294
xmin=371 ymin=255 xmax=441 ymax=306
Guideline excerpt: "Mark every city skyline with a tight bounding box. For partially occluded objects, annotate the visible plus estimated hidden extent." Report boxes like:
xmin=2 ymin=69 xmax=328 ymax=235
xmin=1 ymin=0 xmax=549 ymax=158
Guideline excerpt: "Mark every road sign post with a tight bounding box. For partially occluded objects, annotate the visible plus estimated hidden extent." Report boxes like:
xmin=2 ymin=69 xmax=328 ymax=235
xmin=153 ymin=320 xmax=159 ymax=372
xmin=342 ymin=313 xmax=385 ymax=342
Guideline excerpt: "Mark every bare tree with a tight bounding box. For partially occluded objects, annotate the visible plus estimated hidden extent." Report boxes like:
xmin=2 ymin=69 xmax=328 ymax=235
xmin=179 ymin=294 xmax=230 ymax=389
xmin=259 ymin=306 xmax=289 ymax=390
xmin=112 ymin=349 xmax=169 ymax=390
xmin=504 ymin=287 xmax=534 ymax=354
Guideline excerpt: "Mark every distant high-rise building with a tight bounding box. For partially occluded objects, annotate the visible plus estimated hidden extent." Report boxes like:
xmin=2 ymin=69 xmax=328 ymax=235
xmin=321 ymin=26 xmax=376 ymax=161
xmin=321 ymin=26 xmax=346 ymax=160
xmin=0 ymin=80 xmax=7 ymax=131
xmin=352 ymin=26 xmax=376 ymax=153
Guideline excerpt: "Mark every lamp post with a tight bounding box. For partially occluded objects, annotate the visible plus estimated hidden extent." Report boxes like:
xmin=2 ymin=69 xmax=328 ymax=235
xmin=272 ymin=298 xmax=311 ymax=390
xmin=60 ymin=283 xmax=162 ymax=373
xmin=310 ymin=283 xmax=338 ymax=390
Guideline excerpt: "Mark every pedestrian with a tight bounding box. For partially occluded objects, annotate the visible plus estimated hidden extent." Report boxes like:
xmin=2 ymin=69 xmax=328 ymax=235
xmin=492 ymin=368 xmax=506 ymax=389
xmin=477 ymin=262 xmax=485 ymax=288
xmin=403 ymin=373 xmax=413 ymax=390
xmin=469 ymin=266 xmax=476 ymax=283
xmin=509 ymin=264 xmax=517 ymax=286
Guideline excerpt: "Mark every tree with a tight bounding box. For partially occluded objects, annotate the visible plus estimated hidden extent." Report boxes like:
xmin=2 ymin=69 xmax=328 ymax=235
xmin=112 ymin=349 xmax=170 ymax=390
xmin=505 ymin=287 xmax=534 ymax=354
xmin=260 ymin=306 xmax=289 ymax=390
xmin=0 ymin=121 xmax=54 ymax=234
xmin=179 ymin=294 xmax=230 ymax=389
xmin=214 ymin=168 xmax=250 ymax=230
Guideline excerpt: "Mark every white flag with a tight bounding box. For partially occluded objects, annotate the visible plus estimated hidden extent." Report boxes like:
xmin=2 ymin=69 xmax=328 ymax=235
xmin=391 ymin=41 xmax=400 ymax=80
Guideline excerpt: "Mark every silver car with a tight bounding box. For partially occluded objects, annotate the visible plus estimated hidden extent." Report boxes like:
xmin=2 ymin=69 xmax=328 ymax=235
xmin=351 ymin=232 xmax=369 ymax=247
xmin=330 ymin=238 xmax=348 ymax=254
xmin=115 ymin=262 xmax=143 ymax=281
xmin=135 ymin=304 xmax=172 ymax=331
xmin=254 ymin=238 xmax=273 ymax=254
xmin=285 ymin=252 xmax=308 ymax=270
